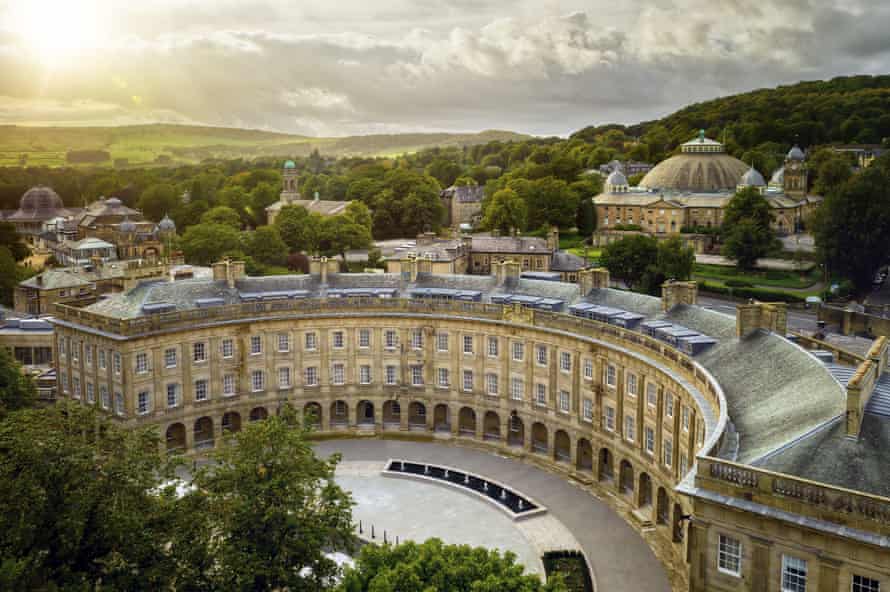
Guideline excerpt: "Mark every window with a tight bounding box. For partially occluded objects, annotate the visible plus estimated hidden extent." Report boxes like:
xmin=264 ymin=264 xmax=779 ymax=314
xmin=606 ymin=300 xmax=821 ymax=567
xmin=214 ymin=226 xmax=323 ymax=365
xmin=59 ymin=338 xmax=66 ymax=357
xmin=385 ymin=365 xmax=397 ymax=385
xmin=582 ymin=398 xmax=593 ymax=421
xmin=223 ymin=374 xmax=236 ymax=396
xmin=682 ymin=405 xmax=691 ymax=432
xmin=462 ymin=334 xmax=474 ymax=355
xmin=462 ymin=370 xmax=473 ymax=392
xmin=358 ymin=329 xmax=371 ymax=348
xmin=384 ymin=330 xmax=397 ymax=349
xmin=359 ymin=365 xmax=371 ymax=385
xmin=781 ymin=555 xmax=807 ymax=592
xmin=85 ymin=345 xmax=92 ymax=365
xmin=251 ymin=370 xmax=265 ymax=392
xmin=72 ymin=342 xmax=79 ymax=361
xmin=221 ymin=339 xmax=234 ymax=359
xmin=411 ymin=365 xmax=424 ymax=386
xmin=647 ymin=383 xmax=657 ymax=408
xmin=437 ymin=332 xmax=449 ymax=352
xmin=627 ymin=373 xmax=637 ymax=396
xmin=583 ymin=359 xmax=593 ymax=380
xmin=511 ymin=377 xmax=524 ymax=400
xmin=645 ymin=426 xmax=655 ymax=454
xmin=98 ymin=349 xmax=106 ymax=369
xmin=535 ymin=383 xmax=547 ymax=406
xmin=250 ymin=335 xmax=262 ymax=355
xmin=114 ymin=392 xmax=124 ymax=416
xmin=113 ymin=352 xmax=121 ymax=374
xmin=165 ymin=348 xmax=177 ymax=368
xmin=560 ymin=351 xmax=571 ymax=372
xmin=536 ymin=345 xmax=547 ymax=365
xmin=604 ymin=406 xmax=615 ymax=431
xmin=333 ymin=331 xmax=345 ymax=349
xmin=332 ymin=363 xmax=345 ymax=385
xmin=193 ymin=342 xmax=206 ymax=363
xmin=606 ymin=364 xmax=616 ymax=387
xmin=486 ymin=373 xmax=498 ymax=396
xmin=625 ymin=415 xmax=636 ymax=441
xmin=558 ymin=390 xmax=570 ymax=413
xmin=135 ymin=352 xmax=148 ymax=374
xmin=853 ymin=575 xmax=881 ymax=592
xmin=277 ymin=333 xmax=290 ymax=352
xmin=195 ymin=379 xmax=209 ymax=401
xmin=137 ymin=391 xmax=150 ymax=415
xmin=72 ymin=377 xmax=81 ymax=399
xmin=278 ymin=367 xmax=291 ymax=388
xmin=305 ymin=367 xmax=318 ymax=386
xmin=680 ymin=455 xmax=688 ymax=476
xmin=663 ymin=438 xmax=673 ymax=467
xmin=305 ymin=332 xmax=318 ymax=351
xmin=86 ymin=383 xmax=95 ymax=403
xmin=410 ymin=329 xmax=423 ymax=350
xmin=437 ymin=367 xmax=450 ymax=388
xmin=512 ymin=341 xmax=524 ymax=361
xmin=665 ymin=392 xmax=675 ymax=418
xmin=487 ymin=336 xmax=498 ymax=357
xmin=100 ymin=385 xmax=110 ymax=409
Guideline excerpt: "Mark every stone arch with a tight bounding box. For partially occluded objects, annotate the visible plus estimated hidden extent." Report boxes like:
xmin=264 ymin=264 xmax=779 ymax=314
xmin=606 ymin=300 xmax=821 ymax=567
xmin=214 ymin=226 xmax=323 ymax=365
xmin=330 ymin=400 xmax=348 ymax=426
xmin=554 ymin=429 xmax=571 ymax=462
xmin=302 ymin=402 xmax=320 ymax=427
xmin=598 ymin=448 xmax=614 ymax=481
xmin=638 ymin=472 xmax=653 ymax=508
xmin=483 ymin=411 xmax=500 ymax=440
xmin=531 ymin=422 xmax=548 ymax=453
xmin=656 ymin=487 xmax=670 ymax=525
xmin=357 ymin=400 xmax=375 ymax=425
xmin=249 ymin=406 xmax=269 ymax=422
xmin=194 ymin=416 xmax=214 ymax=450
xmin=433 ymin=404 xmax=450 ymax=432
xmin=165 ymin=422 xmax=186 ymax=452
xmin=507 ymin=413 xmax=524 ymax=447
xmin=576 ymin=438 xmax=593 ymax=471
xmin=408 ymin=401 xmax=426 ymax=427
xmin=458 ymin=406 xmax=476 ymax=435
xmin=221 ymin=411 xmax=241 ymax=434
xmin=672 ymin=502 xmax=685 ymax=543
xmin=382 ymin=400 xmax=401 ymax=427
xmin=619 ymin=459 xmax=634 ymax=495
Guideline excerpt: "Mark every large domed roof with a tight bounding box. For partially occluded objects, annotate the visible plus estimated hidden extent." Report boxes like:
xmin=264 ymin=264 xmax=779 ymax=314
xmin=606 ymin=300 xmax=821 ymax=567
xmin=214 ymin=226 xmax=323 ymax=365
xmin=639 ymin=136 xmax=749 ymax=192
xmin=9 ymin=186 xmax=69 ymax=221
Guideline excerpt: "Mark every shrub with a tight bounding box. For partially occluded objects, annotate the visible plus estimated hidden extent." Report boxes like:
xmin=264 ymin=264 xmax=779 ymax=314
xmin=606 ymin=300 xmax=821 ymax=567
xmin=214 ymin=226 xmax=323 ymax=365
xmin=724 ymin=278 xmax=755 ymax=288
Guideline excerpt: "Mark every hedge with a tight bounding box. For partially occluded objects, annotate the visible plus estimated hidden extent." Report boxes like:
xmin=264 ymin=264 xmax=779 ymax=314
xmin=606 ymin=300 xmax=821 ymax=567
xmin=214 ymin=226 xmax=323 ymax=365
xmin=699 ymin=281 xmax=806 ymax=303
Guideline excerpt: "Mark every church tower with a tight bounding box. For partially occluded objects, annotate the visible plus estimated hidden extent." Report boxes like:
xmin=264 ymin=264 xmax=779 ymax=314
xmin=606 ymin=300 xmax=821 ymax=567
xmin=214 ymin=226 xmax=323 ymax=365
xmin=783 ymin=145 xmax=808 ymax=200
xmin=281 ymin=160 xmax=300 ymax=205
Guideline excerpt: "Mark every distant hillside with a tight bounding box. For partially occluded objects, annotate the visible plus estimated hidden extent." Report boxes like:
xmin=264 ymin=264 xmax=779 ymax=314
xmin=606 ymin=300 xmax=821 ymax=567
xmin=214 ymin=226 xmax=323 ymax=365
xmin=0 ymin=124 xmax=530 ymax=168
xmin=572 ymin=75 xmax=890 ymax=152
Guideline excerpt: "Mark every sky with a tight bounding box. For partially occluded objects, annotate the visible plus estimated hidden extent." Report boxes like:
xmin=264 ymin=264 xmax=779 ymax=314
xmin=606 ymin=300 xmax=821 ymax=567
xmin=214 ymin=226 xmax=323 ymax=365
xmin=0 ymin=0 xmax=889 ymax=137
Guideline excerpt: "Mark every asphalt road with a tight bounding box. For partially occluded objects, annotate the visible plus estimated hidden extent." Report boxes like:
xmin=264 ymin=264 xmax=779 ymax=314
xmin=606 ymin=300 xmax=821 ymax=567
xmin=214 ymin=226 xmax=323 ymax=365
xmin=697 ymin=294 xmax=819 ymax=332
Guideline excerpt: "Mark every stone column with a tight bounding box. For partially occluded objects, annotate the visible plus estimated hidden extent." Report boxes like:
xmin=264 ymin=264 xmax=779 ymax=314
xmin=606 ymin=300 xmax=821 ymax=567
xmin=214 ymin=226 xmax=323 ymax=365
xmin=817 ymin=556 xmax=841 ymax=592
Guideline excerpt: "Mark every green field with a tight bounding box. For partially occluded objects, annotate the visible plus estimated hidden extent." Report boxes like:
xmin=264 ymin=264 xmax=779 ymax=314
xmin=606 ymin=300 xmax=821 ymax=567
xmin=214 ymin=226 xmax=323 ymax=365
xmin=692 ymin=263 xmax=821 ymax=290
xmin=0 ymin=124 xmax=531 ymax=167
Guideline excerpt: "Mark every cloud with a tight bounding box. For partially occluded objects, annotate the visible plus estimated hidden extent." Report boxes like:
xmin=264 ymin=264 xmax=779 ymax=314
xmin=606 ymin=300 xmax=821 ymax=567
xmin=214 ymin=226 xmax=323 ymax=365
xmin=0 ymin=0 xmax=888 ymax=136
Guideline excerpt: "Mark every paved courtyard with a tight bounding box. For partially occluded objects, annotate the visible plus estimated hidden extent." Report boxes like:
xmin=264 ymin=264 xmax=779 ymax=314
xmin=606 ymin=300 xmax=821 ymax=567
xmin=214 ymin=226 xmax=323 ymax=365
xmin=315 ymin=439 xmax=671 ymax=592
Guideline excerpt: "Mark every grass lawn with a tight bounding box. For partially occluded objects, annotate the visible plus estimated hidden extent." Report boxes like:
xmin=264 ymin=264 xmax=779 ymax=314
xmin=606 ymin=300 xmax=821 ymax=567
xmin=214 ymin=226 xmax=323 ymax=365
xmin=693 ymin=263 xmax=821 ymax=290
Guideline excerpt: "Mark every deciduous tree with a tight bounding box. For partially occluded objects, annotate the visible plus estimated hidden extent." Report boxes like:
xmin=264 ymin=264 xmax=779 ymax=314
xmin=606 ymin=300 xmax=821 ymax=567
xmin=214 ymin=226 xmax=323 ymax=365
xmin=720 ymin=187 xmax=778 ymax=270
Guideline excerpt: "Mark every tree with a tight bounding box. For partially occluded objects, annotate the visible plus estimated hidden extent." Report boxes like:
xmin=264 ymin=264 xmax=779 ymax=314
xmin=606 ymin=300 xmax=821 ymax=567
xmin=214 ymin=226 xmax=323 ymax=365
xmin=184 ymin=409 xmax=355 ymax=591
xmin=344 ymin=200 xmax=372 ymax=231
xmin=657 ymin=236 xmax=695 ymax=281
xmin=813 ymin=156 xmax=853 ymax=195
xmin=179 ymin=223 xmax=242 ymax=266
xmin=137 ymin=184 xmax=179 ymax=221
xmin=249 ymin=226 xmax=289 ymax=266
xmin=338 ymin=538 xmax=565 ymax=592
xmin=0 ymin=222 xmax=29 ymax=261
xmin=200 ymin=205 xmax=242 ymax=229
xmin=600 ymin=235 xmax=659 ymax=290
xmin=318 ymin=216 xmax=372 ymax=260
xmin=0 ymin=247 xmax=19 ymax=307
xmin=720 ymin=187 xmax=778 ymax=269
xmin=575 ymin=197 xmax=596 ymax=236
xmin=274 ymin=204 xmax=315 ymax=252
xmin=813 ymin=158 xmax=890 ymax=293
xmin=482 ymin=188 xmax=528 ymax=235
xmin=426 ymin=158 xmax=462 ymax=188
xmin=0 ymin=348 xmax=35 ymax=418
xmin=250 ymin=182 xmax=280 ymax=225
xmin=370 ymin=170 xmax=444 ymax=239
xmin=526 ymin=177 xmax=579 ymax=229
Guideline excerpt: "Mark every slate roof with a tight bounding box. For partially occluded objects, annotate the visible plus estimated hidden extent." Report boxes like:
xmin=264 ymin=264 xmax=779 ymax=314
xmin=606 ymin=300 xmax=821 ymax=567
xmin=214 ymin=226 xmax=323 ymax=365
xmin=471 ymin=236 xmax=549 ymax=254
xmin=550 ymin=250 xmax=587 ymax=272
xmin=19 ymin=269 xmax=92 ymax=290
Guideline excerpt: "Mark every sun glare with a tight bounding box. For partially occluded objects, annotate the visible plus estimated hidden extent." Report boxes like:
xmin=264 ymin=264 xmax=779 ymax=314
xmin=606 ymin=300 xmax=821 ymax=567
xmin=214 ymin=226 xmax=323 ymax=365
xmin=9 ymin=0 xmax=103 ymax=65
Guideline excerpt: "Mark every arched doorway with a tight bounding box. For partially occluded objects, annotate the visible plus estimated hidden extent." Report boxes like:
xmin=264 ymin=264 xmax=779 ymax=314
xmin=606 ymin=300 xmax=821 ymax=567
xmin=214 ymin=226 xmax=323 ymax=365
xmin=433 ymin=404 xmax=450 ymax=432
xmin=507 ymin=413 xmax=524 ymax=447
xmin=330 ymin=400 xmax=348 ymax=427
xmin=382 ymin=400 xmax=401 ymax=428
xmin=657 ymin=488 xmax=670 ymax=525
xmin=483 ymin=411 xmax=500 ymax=441
xmin=357 ymin=400 xmax=375 ymax=425
xmin=194 ymin=416 xmax=214 ymax=450
xmin=408 ymin=402 xmax=426 ymax=428
xmin=554 ymin=430 xmax=570 ymax=462
xmin=619 ymin=460 xmax=634 ymax=495
xmin=458 ymin=407 xmax=476 ymax=436
xmin=302 ymin=403 xmax=320 ymax=428
xmin=250 ymin=406 xmax=269 ymax=422
xmin=576 ymin=438 xmax=593 ymax=471
xmin=638 ymin=473 xmax=653 ymax=508
xmin=599 ymin=448 xmax=614 ymax=481
xmin=222 ymin=411 xmax=241 ymax=434
xmin=531 ymin=422 xmax=548 ymax=454
xmin=166 ymin=423 xmax=186 ymax=452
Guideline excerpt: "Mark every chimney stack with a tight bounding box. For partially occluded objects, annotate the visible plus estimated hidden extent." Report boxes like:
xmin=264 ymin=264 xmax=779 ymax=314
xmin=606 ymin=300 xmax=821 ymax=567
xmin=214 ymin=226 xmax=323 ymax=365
xmin=736 ymin=301 xmax=787 ymax=338
xmin=661 ymin=280 xmax=698 ymax=312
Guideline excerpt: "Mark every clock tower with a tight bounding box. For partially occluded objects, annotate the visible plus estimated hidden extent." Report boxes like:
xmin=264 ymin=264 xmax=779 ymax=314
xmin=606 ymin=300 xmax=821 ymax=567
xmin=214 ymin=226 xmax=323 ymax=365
xmin=783 ymin=145 xmax=807 ymax=200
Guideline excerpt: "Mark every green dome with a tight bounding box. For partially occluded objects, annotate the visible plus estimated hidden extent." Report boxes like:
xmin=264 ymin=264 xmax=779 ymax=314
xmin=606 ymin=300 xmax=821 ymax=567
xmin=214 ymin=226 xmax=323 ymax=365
xmin=283 ymin=160 xmax=296 ymax=169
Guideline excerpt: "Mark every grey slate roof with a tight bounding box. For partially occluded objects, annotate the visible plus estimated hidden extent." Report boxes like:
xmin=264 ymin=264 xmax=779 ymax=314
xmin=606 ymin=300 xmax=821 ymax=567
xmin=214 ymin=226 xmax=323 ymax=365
xmin=471 ymin=236 xmax=549 ymax=254
xmin=550 ymin=250 xmax=587 ymax=272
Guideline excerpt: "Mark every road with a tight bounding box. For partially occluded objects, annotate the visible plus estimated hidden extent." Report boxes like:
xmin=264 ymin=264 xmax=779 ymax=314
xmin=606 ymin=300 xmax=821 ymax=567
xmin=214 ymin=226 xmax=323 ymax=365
xmin=696 ymin=294 xmax=819 ymax=332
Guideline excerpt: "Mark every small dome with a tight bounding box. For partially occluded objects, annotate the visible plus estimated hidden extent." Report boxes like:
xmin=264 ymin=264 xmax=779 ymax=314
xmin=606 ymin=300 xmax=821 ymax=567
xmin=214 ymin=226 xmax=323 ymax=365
xmin=19 ymin=186 xmax=64 ymax=215
xmin=740 ymin=166 xmax=766 ymax=187
xmin=606 ymin=169 xmax=628 ymax=187
xmin=119 ymin=217 xmax=136 ymax=233
xmin=787 ymin=145 xmax=805 ymax=161
xmin=157 ymin=214 xmax=176 ymax=231
xmin=283 ymin=160 xmax=296 ymax=169
xmin=770 ymin=167 xmax=785 ymax=186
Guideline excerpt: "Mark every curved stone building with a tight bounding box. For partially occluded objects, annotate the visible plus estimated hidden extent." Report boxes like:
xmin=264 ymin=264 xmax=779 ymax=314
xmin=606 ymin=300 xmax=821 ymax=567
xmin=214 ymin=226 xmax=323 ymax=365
xmin=50 ymin=260 xmax=890 ymax=591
